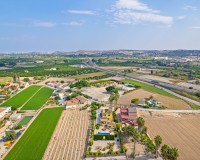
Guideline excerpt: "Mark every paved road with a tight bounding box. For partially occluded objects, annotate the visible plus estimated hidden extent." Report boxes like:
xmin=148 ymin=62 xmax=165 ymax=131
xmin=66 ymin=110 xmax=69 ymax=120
xmin=85 ymin=61 xmax=200 ymax=107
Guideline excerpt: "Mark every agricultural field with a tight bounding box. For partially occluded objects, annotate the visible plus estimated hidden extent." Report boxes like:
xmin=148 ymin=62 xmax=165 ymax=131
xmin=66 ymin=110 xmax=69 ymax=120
xmin=0 ymin=64 xmax=97 ymax=77
xmin=122 ymin=79 xmax=176 ymax=98
xmin=4 ymin=107 xmax=63 ymax=160
xmin=21 ymin=87 xmax=53 ymax=110
xmin=18 ymin=116 xmax=33 ymax=126
xmin=69 ymin=72 xmax=106 ymax=79
xmin=118 ymin=89 xmax=191 ymax=109
xmin=43 ymin=109 xmax=89 ymax=160
xmin=0 ymin=77 xmax=12 ymax=84
xmin=139 ymin=111 xmax=200 ymax=160
xmin=0 ymin=85 xmax=42 ymax=108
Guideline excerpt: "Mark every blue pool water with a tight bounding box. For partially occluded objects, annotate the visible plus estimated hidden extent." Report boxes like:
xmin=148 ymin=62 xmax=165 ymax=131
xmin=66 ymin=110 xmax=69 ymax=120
xmin=97 ymin=132 xmax=110 ymax=135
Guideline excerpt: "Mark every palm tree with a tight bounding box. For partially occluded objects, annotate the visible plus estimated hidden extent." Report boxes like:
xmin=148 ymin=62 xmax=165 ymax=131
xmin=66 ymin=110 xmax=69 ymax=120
xmin=137 ymin=117 xmax=145 ymax=132
xmin=141 ymin=126 xmax=147 ymax=134
xmin=114 ymin=93 xmax=120 ymax=107
xmin=154 ymin=135 xmax=162 ymax=158
xmin=161 ymin=144 xmax=169 ymax=159
xmin=109 ymin=93 xmax=115 ymax=107
xmin=170 ymin=148 xmax=179 ymax=160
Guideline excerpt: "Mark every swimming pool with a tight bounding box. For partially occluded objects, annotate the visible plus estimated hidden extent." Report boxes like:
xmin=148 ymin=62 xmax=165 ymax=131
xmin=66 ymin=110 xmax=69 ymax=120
xmin=97 ymin=132 xmax=110 ymax=135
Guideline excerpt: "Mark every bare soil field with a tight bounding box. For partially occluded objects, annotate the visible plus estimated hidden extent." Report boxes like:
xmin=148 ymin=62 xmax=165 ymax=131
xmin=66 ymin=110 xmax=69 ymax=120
xmin=140 ymin=75 xmax=175 ymax=84
xmin=118 ymin=89 xmax=191 ymax=109
xmin=140 ymin=111 xmax=200 ymax=160
xmin=69 ymin=72 xmax=106 ymax=79
xmin=0 ymin=77 xmax=12 ymax=83
xmin=153 ymin=94 xmax=191 ymax=109
xmin=43 ymin=109 xmax=89 ymax=160
xmin=102 ymin=66 xmax=134 ymax=71
xmin=81 ymin=86 xmax=110 ymax=102
xmin=89 ymin=76 xmax=124 ymax=82
xmin=118 ymin=89 xmax=153 ymax=105
xmin=38 ymin=77 xmax=75 ymax=85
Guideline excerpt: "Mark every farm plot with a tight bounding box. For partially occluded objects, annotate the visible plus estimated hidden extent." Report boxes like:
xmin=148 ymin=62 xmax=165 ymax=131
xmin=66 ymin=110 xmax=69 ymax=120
xmin=21 ymin=87 xmax=53 ymax=110
xmin=81 ymin=86 xmax=110 ymax=102
xmin=18 ymin=116 xmax=33 ymax=126
xmin=122 ymin=79 xmax=176 ymax=98
xmin=1 ymin=85 xmax=42 ymax=108
xmin=43 ymin=109 xmax=89 ymax=160
xmin=142 ymin=112 xmax=200 ymax=160
xmin=4 ymin=107 xmax=63 ymax=160
xmin=118 ymin=89 xmax=191 ymax=109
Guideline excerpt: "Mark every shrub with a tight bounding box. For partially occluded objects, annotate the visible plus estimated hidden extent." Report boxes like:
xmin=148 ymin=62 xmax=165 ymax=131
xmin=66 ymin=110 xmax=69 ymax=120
xmin=95 ymin=124 xmax=100 ymax=129
xmin=89 ymin=139 xmax=93 ymax=146
xmin=14 ymin=124 xmax=22 ymax=130
xmin=5 ymin=131 xmax=16 ymax=141
xmin=93 ymin=134 xmax=115 ymax=140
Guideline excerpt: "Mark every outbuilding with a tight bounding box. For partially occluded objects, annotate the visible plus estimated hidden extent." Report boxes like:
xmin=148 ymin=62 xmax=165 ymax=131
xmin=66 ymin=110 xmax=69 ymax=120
xmin=10 ymin=114 xmax=21 ymax=121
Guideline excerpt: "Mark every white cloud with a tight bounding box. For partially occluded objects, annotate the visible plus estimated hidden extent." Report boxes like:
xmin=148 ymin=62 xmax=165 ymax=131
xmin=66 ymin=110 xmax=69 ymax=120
xmin=63 ymin=21 xmax=83 ymax=26
xmin=192 ymin=26 xmax=200 ymax=29
xmin=33 ymin=21 xmax=56 ymax=27
xmin=67 ymin=10 xmax=96 ymax=15
xmin=112 ymin=0 xmax=173 ymax=25
xmin=184 ymin=5 xmax=197 ymax=11
xmin=177 ymin=16 xmax=186 ymax=20
xmin=115 ymin=0 xmax=159 ymax=13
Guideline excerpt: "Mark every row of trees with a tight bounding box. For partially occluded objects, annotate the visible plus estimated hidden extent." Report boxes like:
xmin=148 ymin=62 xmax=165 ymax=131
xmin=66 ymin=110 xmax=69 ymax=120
xmin=123 ymin=117 xmax=179 ymax=160
xmin=70 ymin=80 xmax=90 ymax=89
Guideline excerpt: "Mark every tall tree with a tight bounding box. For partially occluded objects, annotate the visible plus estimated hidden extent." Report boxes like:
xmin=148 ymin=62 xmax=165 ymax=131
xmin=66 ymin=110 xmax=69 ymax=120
xmin=137 ymin=117 xmax=145 ymax=132
xmin=154 ymin=135 xmax=162 ymax=158
xmin=114 ymin=93 xmax=120 ymax=107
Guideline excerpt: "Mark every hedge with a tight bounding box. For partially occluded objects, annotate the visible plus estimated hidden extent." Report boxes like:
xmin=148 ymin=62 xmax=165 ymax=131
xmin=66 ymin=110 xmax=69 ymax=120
xmin=94 ymin=134 xmax=115 ymax=140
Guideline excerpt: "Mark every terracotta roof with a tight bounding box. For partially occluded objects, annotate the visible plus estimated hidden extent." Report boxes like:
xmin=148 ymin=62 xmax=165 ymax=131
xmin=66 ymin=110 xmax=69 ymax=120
xmin=75 ymin=96 xmax=87 ymax=103
xmin=121 ymin=114 xmax=129 ymax=119
xmin=120 ymin=108 xmax=128 ymax=113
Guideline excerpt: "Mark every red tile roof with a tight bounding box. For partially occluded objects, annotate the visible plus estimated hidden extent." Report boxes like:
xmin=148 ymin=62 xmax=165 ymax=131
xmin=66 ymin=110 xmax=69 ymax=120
xmin=121 ymin=114 xmax=129 ymax=119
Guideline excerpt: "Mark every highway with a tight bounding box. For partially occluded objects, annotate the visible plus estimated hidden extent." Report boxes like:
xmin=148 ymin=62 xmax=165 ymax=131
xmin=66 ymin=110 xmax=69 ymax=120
xmin=85 ymin=60 xmax=200 ymax=107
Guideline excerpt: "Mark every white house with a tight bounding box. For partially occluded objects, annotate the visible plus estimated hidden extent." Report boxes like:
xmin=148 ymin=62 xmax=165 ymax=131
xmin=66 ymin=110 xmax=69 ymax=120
xmin=0 ymin=107 xmax=12 ymax=119
xmin=10 ymin=114 xmax=21 ymax=121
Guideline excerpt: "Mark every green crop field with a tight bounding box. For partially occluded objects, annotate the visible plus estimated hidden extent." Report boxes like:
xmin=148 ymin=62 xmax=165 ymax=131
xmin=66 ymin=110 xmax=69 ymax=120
xmin=18 ymin=116 xmax=33 ymax=126
xmin=0 ymin=85 xmax=42 ymax=108
xmin=4 ymin=107 xmax=63 ymax=160
xmin=21 ymin=87 xmax=53 ymax=110
xmin=122 ymin=79 xmax=176 ymax=98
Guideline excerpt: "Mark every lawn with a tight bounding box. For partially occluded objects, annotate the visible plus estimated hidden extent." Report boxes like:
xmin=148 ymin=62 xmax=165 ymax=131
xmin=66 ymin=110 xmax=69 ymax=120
xmin=122 ymin=78 xmax=176 ymax=98
xmin=4 ymin=107 xmax=63 ymax=160
xmin=0 ymin=85 xmax=42 ymax=108
xmin=21 ymin=87 xmax=53 ymax=110
xmin=18 ymin=116 xmax=33 ymax=126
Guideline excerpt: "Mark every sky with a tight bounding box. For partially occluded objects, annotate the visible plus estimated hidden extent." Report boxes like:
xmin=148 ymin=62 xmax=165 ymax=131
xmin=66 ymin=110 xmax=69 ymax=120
xmin=0 ymin=0 xmax=200 ymax=52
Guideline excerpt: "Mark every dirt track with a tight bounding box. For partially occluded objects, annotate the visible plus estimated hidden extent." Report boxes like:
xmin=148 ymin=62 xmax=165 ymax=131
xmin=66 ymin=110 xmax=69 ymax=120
xmin=142 ymin=112 xmax=200 ymax=160
xmin=43 ymin=109 xmax=89 ymax=160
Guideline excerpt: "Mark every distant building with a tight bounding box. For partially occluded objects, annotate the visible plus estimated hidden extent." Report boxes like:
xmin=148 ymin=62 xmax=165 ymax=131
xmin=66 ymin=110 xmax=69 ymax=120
xmin=10 ymin=114 xmax=21 ymax=121
xmin=0 ymin=107 xmax=11 ymax=119
xmin=35 ymin=60 xmax=44 ymax=64
xmin=65 ymin=96 xmax=88 ymax=109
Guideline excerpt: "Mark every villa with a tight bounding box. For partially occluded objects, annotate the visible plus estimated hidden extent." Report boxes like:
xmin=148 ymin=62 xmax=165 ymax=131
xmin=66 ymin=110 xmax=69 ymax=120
xmin=100 ymin=108 xmax=116 ymax=129
xmin=120 ymin=106 xmax=137 ymax=124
